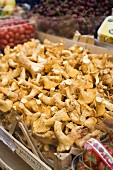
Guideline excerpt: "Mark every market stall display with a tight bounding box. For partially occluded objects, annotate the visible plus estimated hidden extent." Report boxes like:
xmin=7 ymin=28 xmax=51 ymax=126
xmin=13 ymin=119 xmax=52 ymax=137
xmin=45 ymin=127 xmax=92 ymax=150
xmin=32 ymin=0 xmax=113 ymax=38
xmin=0 ymin=1 xmax=113 ymax=170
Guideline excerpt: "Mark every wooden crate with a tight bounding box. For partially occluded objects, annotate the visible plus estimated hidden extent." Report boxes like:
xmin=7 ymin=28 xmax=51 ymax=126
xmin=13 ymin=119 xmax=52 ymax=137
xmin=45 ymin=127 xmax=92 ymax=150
xmin=0 ymin=126 xmax=52 ymax=170
xmin=0 ymin=32 xmax=113 ymax=170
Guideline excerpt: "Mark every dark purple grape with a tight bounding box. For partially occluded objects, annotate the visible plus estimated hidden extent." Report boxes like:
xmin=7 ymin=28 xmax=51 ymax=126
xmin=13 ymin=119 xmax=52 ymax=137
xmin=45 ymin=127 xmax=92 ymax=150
xmin=32 ymin=0 xmax=112 ymax=38
xmin=104 ymin=0 xmax=109 ymax=5
xmin=79 ymin=6 xmax=85 ymax=11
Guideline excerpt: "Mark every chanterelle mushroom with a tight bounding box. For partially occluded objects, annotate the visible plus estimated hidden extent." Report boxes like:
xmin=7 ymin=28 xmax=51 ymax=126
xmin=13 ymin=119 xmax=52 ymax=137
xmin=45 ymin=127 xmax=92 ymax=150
xmin=16 ymin=52 xmax=44 ymax=78
xmin=54 ymin=121 xmax=74 ymax=152
xmin=0 ymin=99 xmax=13 ymax=112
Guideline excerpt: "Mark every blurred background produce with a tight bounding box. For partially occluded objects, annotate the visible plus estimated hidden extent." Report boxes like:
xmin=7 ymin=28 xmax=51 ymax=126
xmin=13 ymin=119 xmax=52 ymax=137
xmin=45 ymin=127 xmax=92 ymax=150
xmin=0 ymin=17 xmax=36 ymax=51
xmin=0 ymin=0 xmax=30 ymax=16
xmin=31 ymin=0 xmax=113 ymax=38
xmin=0 ymin=0 xmax=16 ymax=7
xmin=0 ymin=0 xmax=113 ymax=39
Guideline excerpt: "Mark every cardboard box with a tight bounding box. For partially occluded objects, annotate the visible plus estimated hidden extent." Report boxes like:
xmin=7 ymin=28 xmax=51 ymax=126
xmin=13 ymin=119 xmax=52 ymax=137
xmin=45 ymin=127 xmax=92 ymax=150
xmin=37 ymin=31 xmax=113 ymax=55
xmin=0 ymin=32 xmax=113 ymax=170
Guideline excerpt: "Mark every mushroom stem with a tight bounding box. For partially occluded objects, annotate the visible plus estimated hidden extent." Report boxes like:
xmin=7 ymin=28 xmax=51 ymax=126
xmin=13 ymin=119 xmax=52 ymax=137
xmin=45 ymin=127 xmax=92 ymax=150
xmin=38 ymin=93 xmax=55 ymax=106
xmin=53 ymin=93 xmax=66 ymax=109
xmin=96 ymin=97 xmax=106 ymax=117
xmin=16 ymin=52 xmax=44 ymax=78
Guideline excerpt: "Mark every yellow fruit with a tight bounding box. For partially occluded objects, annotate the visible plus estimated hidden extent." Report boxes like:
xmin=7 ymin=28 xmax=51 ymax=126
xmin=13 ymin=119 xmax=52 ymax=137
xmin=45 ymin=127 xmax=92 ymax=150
xmin=5 ymin=0 xmax=16 ymax=7
xmin=0 ymin=0 xmax=4 ymax=7
xmin=3 ymin=5 xmax=14 ymax=15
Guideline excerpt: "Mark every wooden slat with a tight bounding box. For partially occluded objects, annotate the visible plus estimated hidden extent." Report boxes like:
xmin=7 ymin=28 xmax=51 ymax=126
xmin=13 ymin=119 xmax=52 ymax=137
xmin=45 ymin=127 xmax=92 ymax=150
xmin=54 ymin=153 xmax=72 ymax=170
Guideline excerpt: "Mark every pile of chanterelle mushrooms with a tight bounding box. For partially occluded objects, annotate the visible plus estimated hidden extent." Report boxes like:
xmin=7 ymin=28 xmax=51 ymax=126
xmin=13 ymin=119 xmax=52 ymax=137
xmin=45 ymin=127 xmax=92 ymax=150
xmin=0 ymin=39 xmax=113 ymax=159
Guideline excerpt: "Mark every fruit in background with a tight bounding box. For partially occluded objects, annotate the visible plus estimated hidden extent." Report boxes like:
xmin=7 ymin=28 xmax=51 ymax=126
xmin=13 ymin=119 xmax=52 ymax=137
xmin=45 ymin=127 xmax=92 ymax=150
xmin=5 ymin=0 xmax=16 ymax=7
xmin=13 ymin=6 xmax=25 ymax=14
xmin=0 ymin=0 xmax=16 ymax=7
xmin=3 ymin=5 xmax=14 ymax=15
xmin=33 ymin=0 xmax=112 ymax=17
xmin=0 ymin=0 xmax=4 ymax=7
xmin=1 ymin=2 xmax=25 ymax=16
xmin=0 ymin=18 xmax=36 ymax=51
xmin=32 ymin=0 xmax=113 ymax=38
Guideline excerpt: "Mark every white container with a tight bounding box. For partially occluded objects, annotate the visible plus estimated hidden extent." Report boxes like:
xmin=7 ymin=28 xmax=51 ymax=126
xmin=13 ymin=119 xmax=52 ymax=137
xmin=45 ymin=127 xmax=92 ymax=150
xmin=97 ymin=16 xmax=113 ymax=45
